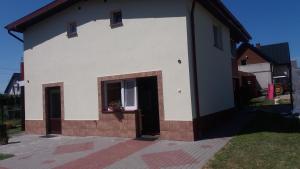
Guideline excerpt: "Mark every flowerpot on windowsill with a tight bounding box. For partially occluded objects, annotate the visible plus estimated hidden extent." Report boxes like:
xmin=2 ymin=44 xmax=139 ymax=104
xmin=0 ymin=124 xmax=9 ymax=145
xmin=108 ymin=102 xmax=124 ymax=113
xmin=108 ymin=106 xmax=124 ymax=113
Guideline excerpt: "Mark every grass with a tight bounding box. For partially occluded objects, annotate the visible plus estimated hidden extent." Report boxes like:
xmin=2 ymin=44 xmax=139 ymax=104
xmin=204 ymin=111 xmax=300 ymax=169
xmin=278 ymin=98 xmax=291 ymax=105
xmin=249 ymin=96 xmax=274 ymax=106
xmin=0 ymin=154 xmax=14 ymax=160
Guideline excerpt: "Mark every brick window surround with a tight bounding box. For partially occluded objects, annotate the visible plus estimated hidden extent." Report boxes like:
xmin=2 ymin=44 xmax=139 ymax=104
xmin=97 ymin=71 xmax=164 ymax=121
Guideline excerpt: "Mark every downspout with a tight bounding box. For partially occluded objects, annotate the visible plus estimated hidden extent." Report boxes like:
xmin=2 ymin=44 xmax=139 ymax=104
xmin=8 ymin=30 xmax=24 ymax=43
xmin=190 ymin=0 xmax=201 ymax=140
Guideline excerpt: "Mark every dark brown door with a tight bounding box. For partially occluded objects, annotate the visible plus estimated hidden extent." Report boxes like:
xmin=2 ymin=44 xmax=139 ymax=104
xmin=137 ymin=77 xmax=160 ymax=136
xmin=46 ymin=87 xmax=62 ymax=134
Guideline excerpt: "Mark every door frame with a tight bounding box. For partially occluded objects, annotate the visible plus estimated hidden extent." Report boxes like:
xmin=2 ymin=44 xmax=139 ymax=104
xmin=43 ymin=82 xmax=64 ymax=135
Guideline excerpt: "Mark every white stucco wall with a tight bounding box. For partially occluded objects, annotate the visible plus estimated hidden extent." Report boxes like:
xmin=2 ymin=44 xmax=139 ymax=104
xmin=239 ymin=63 xmax=272 ymax=89
xmin=192 ymin=3 xmax=235 ymax=117
xmin=24 ymin=0 xmax=194 ymax=121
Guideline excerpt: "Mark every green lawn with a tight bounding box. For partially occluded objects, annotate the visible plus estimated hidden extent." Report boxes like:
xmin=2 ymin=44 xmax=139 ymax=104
xmin=205 ymin=111 xmax=300 ymax=169
xmin=0 ymin=154 xmax=14 ymax=161
xmin=249 ymin=96 xmax=274 ymax=106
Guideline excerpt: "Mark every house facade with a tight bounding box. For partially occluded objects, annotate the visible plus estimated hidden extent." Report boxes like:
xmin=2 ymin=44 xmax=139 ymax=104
xmin=237 ymin=43 xmax=292 ymax=97
xmin=6 ymin=0 xmax=250 ymax=141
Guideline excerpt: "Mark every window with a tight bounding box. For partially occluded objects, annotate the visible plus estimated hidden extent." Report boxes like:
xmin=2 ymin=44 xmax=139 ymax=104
xmin=241 ymin=59 xmax=247 ymax=65
xmin=213 ymin=25 xmax=223 ymax=50
xmin=67 ymin=22 xmax=77 ymax=38
xmin=110 ymin=10 xmax=123 ymax=28
xmin=106 ymin=82 xmax=122 ymax=109
xmin=104 ymin=79 xmax=137 ymax=111
xmin=231 ymin=40 xmax=237 ymax=56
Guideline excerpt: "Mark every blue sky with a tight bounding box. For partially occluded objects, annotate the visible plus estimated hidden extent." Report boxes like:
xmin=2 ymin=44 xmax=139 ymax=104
xmin=0 ymin=0 xmax=300 ymax=93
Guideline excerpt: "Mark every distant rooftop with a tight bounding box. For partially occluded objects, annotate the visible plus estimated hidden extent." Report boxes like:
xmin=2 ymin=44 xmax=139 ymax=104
xmin=258 ymin=42 xmax=291 ymax=65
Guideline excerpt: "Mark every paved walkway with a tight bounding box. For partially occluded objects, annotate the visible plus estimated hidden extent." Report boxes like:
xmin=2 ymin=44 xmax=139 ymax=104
xmin=0 ymin=134 xmax=229 ymax=169
xmin=0 ymin=111 xmax=253 ymax=169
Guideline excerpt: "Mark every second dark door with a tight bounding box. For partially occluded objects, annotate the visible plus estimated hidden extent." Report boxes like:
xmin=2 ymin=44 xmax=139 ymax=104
xmin=46 ymin=87 xmax=62 ymax=134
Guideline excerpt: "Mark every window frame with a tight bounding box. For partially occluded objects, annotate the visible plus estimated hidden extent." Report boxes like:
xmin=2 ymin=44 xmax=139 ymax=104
xmin=213 ymin=24 xmax=223 ymax=50
xmin=103 ymin=79 xmax=137 ymax=112
xmin=110 ymin=10 xmax=123 ymax=28
xmin=67 ymin=21 xmax=78 ymax=38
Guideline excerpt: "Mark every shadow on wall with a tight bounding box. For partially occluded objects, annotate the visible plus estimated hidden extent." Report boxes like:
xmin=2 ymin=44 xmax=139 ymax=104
xmin=24 ymin=0 xmax=186 ymax=50
xmin=201 ymin=104 xmax=298 ymax=140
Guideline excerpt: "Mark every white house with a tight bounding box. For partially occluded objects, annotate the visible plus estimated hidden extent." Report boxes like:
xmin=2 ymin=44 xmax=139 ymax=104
xmin=6 ymin=0 xmax=250 ymax=141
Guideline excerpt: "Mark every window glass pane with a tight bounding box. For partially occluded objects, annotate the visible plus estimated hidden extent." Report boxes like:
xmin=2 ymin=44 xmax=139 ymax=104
xmin=241 ymin=59 xmax=247 ymax=65
xmin=213 ymin=25 xmax=223 ymax=49
xmin=218 ymin=27 xmax=223 ymax=49
xmin=213 ymin=25 xmax=218 ymax=46
xmin=68 ymin=22 xmax=77 ymax=37
xmin=125 ymin=80 xmax=135 ymax=107
xmin=106 ymin=82 xmax=122 ymax=108
xmin=70 ymin=24 xmax=77 ymax=33
xmin=114 ymin=12 xmax=122 ymax=23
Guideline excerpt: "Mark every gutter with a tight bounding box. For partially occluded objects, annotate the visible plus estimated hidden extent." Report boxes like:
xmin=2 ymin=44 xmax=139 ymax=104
xmin=190 ymin=0 xmax=201 ymax=140
xmin=8 ymin=30 xmax=24 ymax=43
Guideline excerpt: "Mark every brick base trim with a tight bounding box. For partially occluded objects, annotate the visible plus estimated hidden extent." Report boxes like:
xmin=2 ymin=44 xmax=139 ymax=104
xmin=25 ymin=120 xmax=45 ymax=135
xmin=62 ymin=113 xmax=137 ymax=138
xmin=25 ymin=118 xmax=194 ymax=141
xmin=25 ymin=108 xmax=236 ymax=141
xmin=160 ymin=121 xmax=194 ymax=141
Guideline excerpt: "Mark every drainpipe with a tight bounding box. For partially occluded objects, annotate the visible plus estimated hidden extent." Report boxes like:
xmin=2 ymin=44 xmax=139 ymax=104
xmin=8 ymin=30 xmax=24 ymax=43
xmin=190 ymin=0 xmax=201 ymax=140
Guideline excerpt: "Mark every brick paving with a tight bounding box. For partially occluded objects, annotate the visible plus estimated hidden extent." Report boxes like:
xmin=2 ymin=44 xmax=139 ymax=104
xmin=54 ymin=142 xmax=94 ymax=155
xmin=54 ymin=140 xmax=154 ymax=169
xmin=0 ymin=111 xmax=252 ymax=169
xmin=0 ymin=134 xmax=230 ymax=169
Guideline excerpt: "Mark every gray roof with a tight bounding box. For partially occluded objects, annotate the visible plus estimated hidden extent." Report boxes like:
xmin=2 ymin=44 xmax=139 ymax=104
xmin=259 ymin=42 xmax=291 ymax=65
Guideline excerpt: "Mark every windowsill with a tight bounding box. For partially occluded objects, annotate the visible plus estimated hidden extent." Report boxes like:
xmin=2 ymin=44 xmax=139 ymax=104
xmin=67 ymin=33 xmax=78 ymax=38
xmin=214 ymin=45 xmax=223 ymax=51
xmin=102 ymin=110 xmax=137 ymax=114
xmin=110 ymin=22 xmax=123 ymax=29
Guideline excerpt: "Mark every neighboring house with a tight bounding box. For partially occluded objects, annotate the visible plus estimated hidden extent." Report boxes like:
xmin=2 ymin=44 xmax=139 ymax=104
xmin=236 ymin=42 xmax=292 ymax=95
xmin=4 ymin=73 xmax=21 ymax=96
xmin=292 ymin=60 xmax=300 ymax=114
xmin=5 ymin=0 xmax=251 ymax=141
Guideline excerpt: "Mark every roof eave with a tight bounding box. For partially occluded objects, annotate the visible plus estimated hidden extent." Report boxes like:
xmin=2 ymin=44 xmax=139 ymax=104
xmin=5 ymin=0 xmax=81 ymax=33
xmin=198 ymin=0 xmax=251 ymax=42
